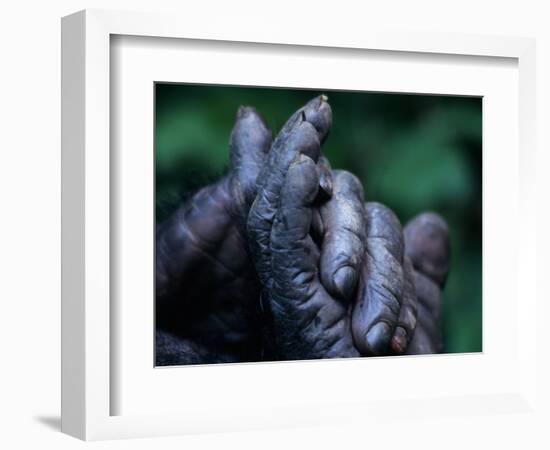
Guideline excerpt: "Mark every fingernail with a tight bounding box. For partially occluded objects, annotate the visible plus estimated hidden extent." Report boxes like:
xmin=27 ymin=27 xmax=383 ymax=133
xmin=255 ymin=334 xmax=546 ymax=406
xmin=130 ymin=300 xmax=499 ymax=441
xmin=391 ymin=326 xmax=407 ymax=354
xmin=365 ymin=322 xmax=392 ymax=355
xmin=302 ymin=98 xmax=332 ymax=143
xmin=333 ymin=266 xmax=357 ymax=300
xmin=306 ymin=95 xmax=328 ymax=111
xmin=313 ymin=95 xmax=324 ymax=110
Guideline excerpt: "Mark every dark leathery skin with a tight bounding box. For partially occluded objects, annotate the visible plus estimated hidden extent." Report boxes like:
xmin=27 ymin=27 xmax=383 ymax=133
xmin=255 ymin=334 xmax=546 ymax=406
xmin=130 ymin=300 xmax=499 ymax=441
xmin=155 ymin=96 xmax=451 ymax=363
xmin=351 ymin=202 xmax=406 ymax=355
xmin=155 ymin=177 xmax=264 ymax=363
xmin=404 ymin=212 xmax=450 ymax=354
xmin=155 ymin=107 xmax=273 ymax=364
xmin=319 ymin=170 xmax=367 ymax=302
xmin=155 ymin=329 xmax=239 ymax=365
xmin=404 ymin=212 xmax=450 ymax=287
xmin=156 ymin=97 xmax=337 ymax=364
xmin=249 ymin=154 xmax=360 ymax=359
xmin=391 ymin=256 xmax=418 ymax=354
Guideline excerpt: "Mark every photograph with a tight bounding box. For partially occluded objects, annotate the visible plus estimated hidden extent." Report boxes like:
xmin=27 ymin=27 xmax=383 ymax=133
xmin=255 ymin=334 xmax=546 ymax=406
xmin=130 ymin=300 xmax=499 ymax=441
xmin=154 ymin=84 xmax=482 ymax=366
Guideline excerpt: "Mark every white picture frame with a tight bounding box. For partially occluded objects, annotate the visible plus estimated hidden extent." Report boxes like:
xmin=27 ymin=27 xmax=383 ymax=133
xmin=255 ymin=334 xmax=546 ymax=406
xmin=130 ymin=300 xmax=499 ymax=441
xmin=61 ymin=9 xmax=537 ymax=441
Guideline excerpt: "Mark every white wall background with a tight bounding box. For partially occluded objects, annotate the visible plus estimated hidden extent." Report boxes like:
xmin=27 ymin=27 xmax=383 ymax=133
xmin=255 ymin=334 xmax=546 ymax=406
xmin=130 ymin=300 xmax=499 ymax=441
xmin=0 ymin=1 xmax=548 ymax=448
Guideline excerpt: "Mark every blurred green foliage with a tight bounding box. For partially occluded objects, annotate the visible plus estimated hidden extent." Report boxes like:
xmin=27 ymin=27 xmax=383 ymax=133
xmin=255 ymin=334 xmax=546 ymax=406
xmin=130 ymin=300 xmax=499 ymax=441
xmin=155 ymin=83 xmax=482 ymax=354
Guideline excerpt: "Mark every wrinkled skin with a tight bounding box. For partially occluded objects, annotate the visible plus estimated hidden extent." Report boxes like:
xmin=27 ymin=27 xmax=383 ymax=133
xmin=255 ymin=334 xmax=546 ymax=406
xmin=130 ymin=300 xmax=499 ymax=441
xmin=249 ymin=154 xmax=358 ymax=358
xmin=155 ymin=107 xmax=273 ymax=364
xmin=246 ymin=144 xmax=446 ymax=359
xmin=156 ymin=96 xmax=451 ymax=364
xmin=156 ymin=97 xmax=373 ymax=364
xmin=351 ymin=202 xmax=418 ymax=356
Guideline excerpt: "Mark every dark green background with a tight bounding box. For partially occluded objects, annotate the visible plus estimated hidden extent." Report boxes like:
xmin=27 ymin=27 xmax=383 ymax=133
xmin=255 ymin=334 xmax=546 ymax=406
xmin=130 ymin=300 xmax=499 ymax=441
xmin=155 ymin=83 xmax=482 ymax=354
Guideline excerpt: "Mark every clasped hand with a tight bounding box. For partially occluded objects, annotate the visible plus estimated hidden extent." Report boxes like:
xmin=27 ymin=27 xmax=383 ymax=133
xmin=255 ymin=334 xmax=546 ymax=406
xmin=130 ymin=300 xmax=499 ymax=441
xmin=155 ymin=96 xmax=450 ymax=365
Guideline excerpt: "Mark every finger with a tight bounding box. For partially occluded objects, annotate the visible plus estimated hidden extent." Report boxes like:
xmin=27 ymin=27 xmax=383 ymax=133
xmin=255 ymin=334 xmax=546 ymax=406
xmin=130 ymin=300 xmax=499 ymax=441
xmin=319 ymin=170 xmax=366 ymax=301
xmin=390 ymin=256 xmax=418 ymax=354
xmin=304 ymin=95 xmax=332 ymax=143
xmin=351 ymin=202 xmax=405 ymax=356
xmin=403 ymin=212 xmax=449 ymax=354
xmin=276 ymin=95 xmax=332 ymax=146
xmin=247 ymin=96 xmax=331 ymax=288
xmin=403 ymin=212 xmax=450 ymax=287
xmin=247 ymin=120 xmax=321 ymax=289
xmin=270 ymin=95 xmax=332 ymax=199
xmin=229 ymin=106 xmax=273 ymax=204
xmin=406 ymin=271 xmax=443 ymax=354
xmin=270 ymin=154 xmax=320 ymax=299
xmin=256 ymin=96 xmax=331 ymax=198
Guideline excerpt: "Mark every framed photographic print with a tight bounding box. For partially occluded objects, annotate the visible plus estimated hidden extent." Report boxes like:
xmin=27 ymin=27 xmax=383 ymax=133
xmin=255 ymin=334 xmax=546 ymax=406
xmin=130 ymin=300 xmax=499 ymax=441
xmin=153 ymin=83 xmax=481 ymax=367
xmin=61 ymin=9 xmax=537 ymax=440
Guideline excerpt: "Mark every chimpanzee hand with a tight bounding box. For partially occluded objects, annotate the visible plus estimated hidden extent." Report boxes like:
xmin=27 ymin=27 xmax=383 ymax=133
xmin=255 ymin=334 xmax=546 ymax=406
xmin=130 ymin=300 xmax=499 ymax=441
xmin=155 ymin=96 xmax=368 ymax=364
xmin=315 ymin=198 xmax=450 ymax=357
xmin=245 ymin=102 xmax=407 ymax=359
xmin=247 ymin=119 xmax=449 ymax=358
xmin=155 ymin=106 xmax=273 ymax=363
xmin=248 ymin=152 xmax=414 ymax=358
xmin=156 ymin=94 xmax=451 ymax=364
